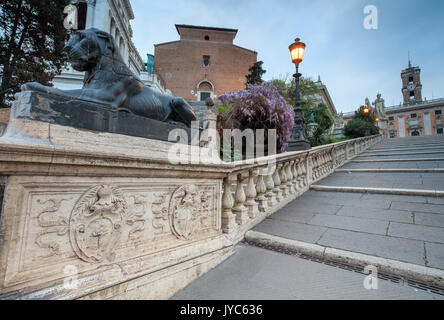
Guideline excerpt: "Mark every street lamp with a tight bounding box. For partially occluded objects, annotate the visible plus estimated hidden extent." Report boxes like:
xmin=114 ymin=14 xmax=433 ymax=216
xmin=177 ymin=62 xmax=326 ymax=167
xmin=363 ymin=106 xmax=370 ymax=136
xmin=286 ymin=38 xmax=310 ymax=151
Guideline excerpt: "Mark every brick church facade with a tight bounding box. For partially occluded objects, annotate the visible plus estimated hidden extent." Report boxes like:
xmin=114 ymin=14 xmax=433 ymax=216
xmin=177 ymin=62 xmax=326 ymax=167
xmin=153 ymin=24 xmax=257 ymax=101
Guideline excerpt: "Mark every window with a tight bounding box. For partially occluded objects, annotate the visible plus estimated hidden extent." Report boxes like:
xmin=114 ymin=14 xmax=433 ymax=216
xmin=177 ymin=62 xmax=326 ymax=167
xmin=204 ymin=35 xmax=210 ymax=41
xmin=203 ymin=56 xmax=210 ymax=67
xmin=435 ymin=110 xmax=442 ymax=115
xmin=438 ymin=128 xmax=443 ymax=134
xmin=411 ymin=113 xmax=417 ymax=118
xmin=410 ymin=91 xmax=415 ymax=97
xmin=409 ymin=76 xmax=413 ymax=82
xmin=77 ymin=2 xmax=88 ymax=30
xmin=388 ymin=116 xmax=394 ymax=121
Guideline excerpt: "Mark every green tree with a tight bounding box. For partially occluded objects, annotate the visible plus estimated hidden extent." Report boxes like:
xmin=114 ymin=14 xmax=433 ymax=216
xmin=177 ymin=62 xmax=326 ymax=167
xmin=343 ymin=106 xmax=380 ymax=138
xmin=270 ymin=75 xmax=333 ymax=146
xmin=269 ymin=74 xmax=321 ymax=111
xmin=303 ymin=103 xmax=333 ymax=147
xmin=245 ymin=61 xmax=266 ymax=86
xmin=0 ymin=0 xmax=70 ymax=108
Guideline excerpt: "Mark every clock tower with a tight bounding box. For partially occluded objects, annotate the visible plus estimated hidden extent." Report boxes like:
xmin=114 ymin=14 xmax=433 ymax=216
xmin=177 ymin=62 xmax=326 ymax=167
xmin=401 ymin=58 xmax=422 ymax=104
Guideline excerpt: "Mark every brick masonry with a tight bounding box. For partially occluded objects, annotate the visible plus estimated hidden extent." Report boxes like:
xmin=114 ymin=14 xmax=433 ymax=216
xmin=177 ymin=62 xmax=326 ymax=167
xmin=154 ymin=25 xmax=257 ymax=101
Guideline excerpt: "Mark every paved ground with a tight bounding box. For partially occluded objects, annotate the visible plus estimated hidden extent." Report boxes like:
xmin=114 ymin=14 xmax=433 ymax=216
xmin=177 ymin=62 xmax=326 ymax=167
xmin=257 ymin=136 xmax=444 ymax=269
xmin=315 ymin=172 xmax=444 ymax=190
xmin=254 ymin=190 xmax=444 ymax=268
xmin=173 ymin=136 xmax=444 ymax=299
xmin=172 ymin=244 xmax=443 ymax=300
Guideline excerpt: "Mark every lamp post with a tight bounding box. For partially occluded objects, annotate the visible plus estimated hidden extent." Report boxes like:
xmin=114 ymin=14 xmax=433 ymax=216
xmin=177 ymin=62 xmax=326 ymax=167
xmin=363 ymin=106 xmax=370 ymax=136
xmin=287 ymin=38 xmax=310 ymax=151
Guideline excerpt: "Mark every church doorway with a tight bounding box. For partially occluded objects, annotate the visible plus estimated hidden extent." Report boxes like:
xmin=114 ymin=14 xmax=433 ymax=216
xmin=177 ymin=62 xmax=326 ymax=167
xmin=200 ymin=92 xmax=211 ymax=101
xmin=411 ymin=130 xmax=420 ymax=136
xmin=197 ymin=80 xmax=214 ymax=101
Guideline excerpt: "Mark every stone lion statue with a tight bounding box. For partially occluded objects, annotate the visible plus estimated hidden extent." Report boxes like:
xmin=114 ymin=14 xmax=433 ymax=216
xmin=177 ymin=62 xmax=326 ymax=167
xmin=21 ymin=28 xmax=196 ymax=127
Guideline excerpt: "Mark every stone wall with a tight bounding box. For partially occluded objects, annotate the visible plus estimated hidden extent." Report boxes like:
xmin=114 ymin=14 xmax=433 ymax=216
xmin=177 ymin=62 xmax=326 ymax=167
xmin=0 ymin=108 xmax=10 ymax=136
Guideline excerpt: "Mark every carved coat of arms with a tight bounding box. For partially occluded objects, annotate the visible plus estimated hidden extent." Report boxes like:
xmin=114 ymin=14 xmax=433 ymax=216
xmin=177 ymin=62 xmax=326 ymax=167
xmin=169 ymin=184 xmax=200 ymax=240
xmin=69 ymin=185 xmax=127 ymax=263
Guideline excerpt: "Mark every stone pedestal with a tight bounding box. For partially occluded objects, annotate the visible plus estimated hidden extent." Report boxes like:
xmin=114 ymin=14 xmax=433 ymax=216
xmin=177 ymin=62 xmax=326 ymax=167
xmin=7 ymin=91 xmax=193 ymax=143
xmin=0 ymin=94 xmax=235 ymax=300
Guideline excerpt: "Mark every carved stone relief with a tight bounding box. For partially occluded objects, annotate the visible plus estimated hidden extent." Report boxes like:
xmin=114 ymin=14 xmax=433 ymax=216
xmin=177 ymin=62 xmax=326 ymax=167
xmin=69 ymin=185 xmax=128 ymax=263
xmin=35 ymin=198 xmax=71 ymax=257
xmin=33 ymin=182 xmax=219 ymax=264
xmin=169 ymin=184 xmax=215 ymax=240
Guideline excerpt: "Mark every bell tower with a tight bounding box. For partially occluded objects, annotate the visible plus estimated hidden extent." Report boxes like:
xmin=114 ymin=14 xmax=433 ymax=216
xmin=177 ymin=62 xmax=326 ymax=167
xmin=401 ymin=56 xmax=422 ymax=104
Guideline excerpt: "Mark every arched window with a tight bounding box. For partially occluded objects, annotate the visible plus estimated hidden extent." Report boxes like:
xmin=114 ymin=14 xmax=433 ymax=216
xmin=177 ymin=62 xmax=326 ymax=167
xmin=204 ymin=35 xmax=210 ymax=41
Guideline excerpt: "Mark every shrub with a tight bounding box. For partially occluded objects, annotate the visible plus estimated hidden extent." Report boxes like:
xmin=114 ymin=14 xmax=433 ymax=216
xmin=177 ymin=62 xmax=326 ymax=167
xmin=218 ymin=82 xmax=295 ymax=153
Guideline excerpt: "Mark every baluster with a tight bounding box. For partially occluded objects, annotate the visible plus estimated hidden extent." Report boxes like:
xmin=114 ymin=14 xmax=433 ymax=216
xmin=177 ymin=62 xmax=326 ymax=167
xmin=325 ymin=152 xmax=331 ymax=174
xmin=325 ymin=152 xmax=331 ymax=173
xmin=305 ymin=156 xmax=312 ymax=185
xmin=265 ymin=166 xmax=277 ymax=207
xmin=222 ymin=175 xmax=237 ymax=233
xmin=233 ymin=172 xmax=249 ymax=225
xmin=292 ymin=159 xmax=300 ymax=191
xmin=301 ymin=159 xmax=308 ymax=187
xmin=314 ymin=155 xmax=319 ymax=179
xmin=245 ymin=169 xmax=259 ymax=219
xmin=321 ymin=154 xmax=325 ymax=176
xmin=296 ymin=161 xmax=303 ymax=189
xmin=256 ymin=168 xmax=268 ymax=213
xmin=273 ymin=164 xmax=283 ymax=202
xmin=287 ymin=160 xmax=295 ymax=193
xmin=279 ymin=162 xmax=288 ymax=198
xmin=311 ymin=156 xmax=316 ymax=180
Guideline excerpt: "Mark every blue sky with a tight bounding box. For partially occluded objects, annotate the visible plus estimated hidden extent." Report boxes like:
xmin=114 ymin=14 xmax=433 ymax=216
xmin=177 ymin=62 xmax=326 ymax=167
xmin=131 ymin=0 xmax=444 ymax=113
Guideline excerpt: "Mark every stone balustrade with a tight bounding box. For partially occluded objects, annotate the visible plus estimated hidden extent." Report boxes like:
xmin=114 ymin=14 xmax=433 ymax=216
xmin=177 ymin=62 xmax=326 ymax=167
xmin=221 ymin=134 xmax=383 ymax=237
xmin=0 ymin=98 xmax=382 ymax=299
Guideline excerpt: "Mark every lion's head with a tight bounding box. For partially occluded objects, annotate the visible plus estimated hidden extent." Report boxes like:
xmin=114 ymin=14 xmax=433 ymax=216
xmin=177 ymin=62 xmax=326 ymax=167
xmin=64 ymin=28 xmax=116 ymax=72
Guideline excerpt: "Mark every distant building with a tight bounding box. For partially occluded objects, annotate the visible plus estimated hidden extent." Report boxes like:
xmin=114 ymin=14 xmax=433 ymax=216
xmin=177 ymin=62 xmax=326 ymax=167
xmin=146 ymin=54 xmax=154 ymax=74
xmin=343 ymin=60 xmax=444 ymax=138
xmin=154 ymin=24 xmax=257 ymax=101
xmin=313 ymin=76 xmax=337 ymax=117
xmin=53 ymin=0 xmax=166 ymax=93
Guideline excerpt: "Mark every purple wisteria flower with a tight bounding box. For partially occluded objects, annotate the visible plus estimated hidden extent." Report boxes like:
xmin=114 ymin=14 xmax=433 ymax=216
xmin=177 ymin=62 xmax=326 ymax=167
xmin=219 ymin=82 xmax=295 ymax=152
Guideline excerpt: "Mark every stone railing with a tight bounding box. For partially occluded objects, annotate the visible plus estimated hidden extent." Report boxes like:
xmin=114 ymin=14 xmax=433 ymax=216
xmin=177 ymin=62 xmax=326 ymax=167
xmin=219 ymin=134 xmax=383 ymax=241
xmin=0 ymin=93 xmax=382 ymax=299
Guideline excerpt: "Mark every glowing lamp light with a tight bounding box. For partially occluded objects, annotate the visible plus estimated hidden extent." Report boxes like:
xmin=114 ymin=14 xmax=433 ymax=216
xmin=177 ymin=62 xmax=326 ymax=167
xmin=376 ymin=117 xmax=380 ymax=122
xmin=289 ymin=38 xmax=306 ymax=66
xmin=363 ymin=107 xmax=370 ymax=114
